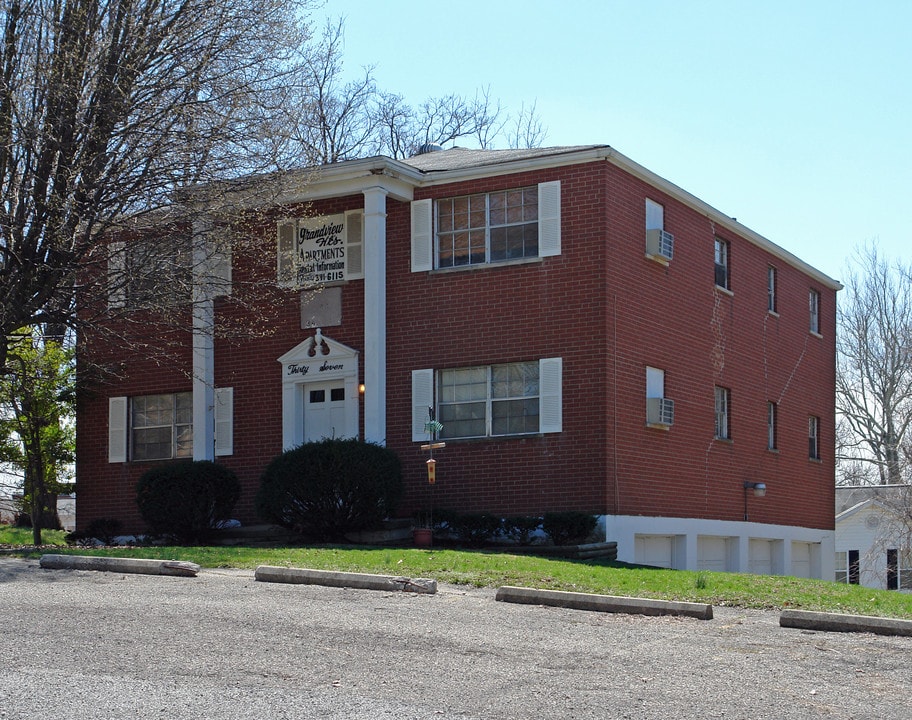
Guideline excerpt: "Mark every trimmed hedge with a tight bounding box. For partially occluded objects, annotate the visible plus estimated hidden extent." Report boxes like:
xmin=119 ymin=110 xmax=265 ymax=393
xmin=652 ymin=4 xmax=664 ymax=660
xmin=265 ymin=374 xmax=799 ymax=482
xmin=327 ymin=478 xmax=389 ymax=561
xmin=136 ymin=460 xmax=240 ymax=543
xmin=256 ymin=438 xmax=403 ymax=541
xmin=542 ymin=511 xmax=598 ymax=546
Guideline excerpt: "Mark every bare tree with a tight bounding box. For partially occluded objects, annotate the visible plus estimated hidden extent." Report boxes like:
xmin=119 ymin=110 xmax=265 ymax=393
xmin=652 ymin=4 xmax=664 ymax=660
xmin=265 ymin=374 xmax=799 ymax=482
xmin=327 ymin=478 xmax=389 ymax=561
xmin=836 ymin=244 xmax=912 ymax=485
xmin=374 ymin=88 xmax=507 ymax=159
xmin=276 ymin=17 xmax=379 ymax=165
xmin=0 ymin=0 xmax=318 ymax=373
xmin=506 ymin=101 xmax=548 ymax=150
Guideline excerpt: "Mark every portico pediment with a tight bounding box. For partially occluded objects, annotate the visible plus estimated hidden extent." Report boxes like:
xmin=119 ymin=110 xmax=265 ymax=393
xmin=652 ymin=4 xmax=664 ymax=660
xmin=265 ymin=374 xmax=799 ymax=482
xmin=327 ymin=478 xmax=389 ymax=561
xmin=278 ymin=328 xmax=359 ymax=382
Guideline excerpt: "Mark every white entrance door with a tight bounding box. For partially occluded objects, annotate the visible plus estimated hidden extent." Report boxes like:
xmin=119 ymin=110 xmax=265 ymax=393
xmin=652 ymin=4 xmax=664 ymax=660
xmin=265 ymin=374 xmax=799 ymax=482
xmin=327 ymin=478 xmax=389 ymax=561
xmin=304 ymin=381 xmax=347 ymax=442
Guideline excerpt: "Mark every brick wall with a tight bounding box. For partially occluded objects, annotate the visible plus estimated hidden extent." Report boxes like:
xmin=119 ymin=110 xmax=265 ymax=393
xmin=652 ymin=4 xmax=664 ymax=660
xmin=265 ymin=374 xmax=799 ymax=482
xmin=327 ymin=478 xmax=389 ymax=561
xmin=76 ymin=158 xmax=836 ymax=533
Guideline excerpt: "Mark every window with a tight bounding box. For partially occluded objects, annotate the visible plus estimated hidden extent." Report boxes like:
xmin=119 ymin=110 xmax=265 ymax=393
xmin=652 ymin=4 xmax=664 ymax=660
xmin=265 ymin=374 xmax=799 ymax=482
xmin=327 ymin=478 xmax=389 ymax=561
xmin=767 ymin=266 xmax=777 ymax=313
xmin=714 ymin=386 xmax=730 ymax=439
xmin=809 ymin=289 xmax=820 ymax=334
xmin=439 ymin=362 xmax=541 ymax=438
xmin=767 ymin=401 xmax=777 ymax=450
xmin=276 ymin=210 xmax=363 ymax=288
xmin=835 ymin=550 xmax=860 ymax=584
xmin=411 ymin=359 xmax=562 ymax=441
xmin=131 ymin=393 xmax=193 ymax=461
xmin=887 ymin=549 xmax=912 ymax=591
xmin=714 ymin=238 xmax=730 ymax=290
xmin=645 ymin=366 xmax=674 ymax=426
xmin=410 ymin=181 xmax=561 ymax=271
xmin=108 ymin=389 xmax=233 ymax=462
xmin=645 ymin=199 xmax=673 ymax=261
xmin=108 ymin=237 xmax=191 ymax=309
xmin=437 ymin=188 xmax=540 ymax=267
xmin=808 ymin=415 xmax=820 ymax=460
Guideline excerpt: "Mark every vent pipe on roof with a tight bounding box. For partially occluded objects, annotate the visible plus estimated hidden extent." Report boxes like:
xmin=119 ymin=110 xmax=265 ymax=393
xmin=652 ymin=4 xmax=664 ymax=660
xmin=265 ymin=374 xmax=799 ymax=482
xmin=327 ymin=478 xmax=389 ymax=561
xmin=412 ymin=143 xmax=444 ymax=156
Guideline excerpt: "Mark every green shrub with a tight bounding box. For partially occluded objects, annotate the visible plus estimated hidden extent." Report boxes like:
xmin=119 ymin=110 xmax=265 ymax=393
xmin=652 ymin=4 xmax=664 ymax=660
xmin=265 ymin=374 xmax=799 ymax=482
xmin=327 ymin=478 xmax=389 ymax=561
xmin=502 ymin=515 xmax=542 ymax=545
xmin=256 ymin=438 xmax=403 ymax=541
xmin=68 ymin=517 xmax=123 ymax=545
xmin=136 ymin=460 xmax=240 ymax=543
xmin=430 ymin=507 xmax=459 ymax=535
xmin=542 ymin=511 xmax=598 ymax=546
xmin=449 ymin=512 xmax=502 ymax=547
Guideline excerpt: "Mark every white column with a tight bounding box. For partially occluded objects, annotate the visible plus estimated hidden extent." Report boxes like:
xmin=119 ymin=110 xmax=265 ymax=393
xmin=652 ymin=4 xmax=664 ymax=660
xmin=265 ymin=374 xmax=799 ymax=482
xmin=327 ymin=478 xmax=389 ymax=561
xmin=362 ymin=187 xmax=388 ymax=444
xmin=191 ymin=217 xmax=216 ymax=460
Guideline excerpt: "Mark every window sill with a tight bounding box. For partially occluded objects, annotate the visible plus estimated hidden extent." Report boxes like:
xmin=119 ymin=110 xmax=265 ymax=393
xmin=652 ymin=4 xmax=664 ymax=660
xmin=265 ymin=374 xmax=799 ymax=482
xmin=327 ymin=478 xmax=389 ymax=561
xmin=431 ymin=433 xmax=545 ymax=444
xmin=645 ymin=422 xmax=671 ymax=431
xmin=767 ymin=310 xmax=779 ymax=318
xmin=809 ymin=457 xmax=822 ymax=463
xmin=431 ymin=256 xmax=543 ymax=274
xmin=714 ymin=285 xmax=734 ymax=297
xmin=767 ymin=448 xmax=779 ymax=454
xmin=810 ymin=331 xmax=823 ymax=339
xmin=714 ymin=437 xmax=733 ymax=444
xmin=644 ymin=253 xmax=670 ymax=267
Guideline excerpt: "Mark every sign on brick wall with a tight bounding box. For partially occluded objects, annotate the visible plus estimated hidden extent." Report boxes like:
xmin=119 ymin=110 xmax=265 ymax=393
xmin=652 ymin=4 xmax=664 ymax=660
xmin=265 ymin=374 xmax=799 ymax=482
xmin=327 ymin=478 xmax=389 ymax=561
xmin=297 ymin=214 xmax=347 ymax=285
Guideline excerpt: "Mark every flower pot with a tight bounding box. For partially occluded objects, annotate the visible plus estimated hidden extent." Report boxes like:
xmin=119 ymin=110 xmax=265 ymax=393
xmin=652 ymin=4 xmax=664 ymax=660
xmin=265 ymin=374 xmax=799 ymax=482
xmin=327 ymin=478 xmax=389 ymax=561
xmin=413 ymin=527 xmax=433 ymax=547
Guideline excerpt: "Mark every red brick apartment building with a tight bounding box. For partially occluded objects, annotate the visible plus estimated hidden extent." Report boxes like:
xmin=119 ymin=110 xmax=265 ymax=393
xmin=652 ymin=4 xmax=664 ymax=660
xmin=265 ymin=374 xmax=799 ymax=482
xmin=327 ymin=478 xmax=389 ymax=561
xmin=76 ymin=145 xmax=841 ymax=577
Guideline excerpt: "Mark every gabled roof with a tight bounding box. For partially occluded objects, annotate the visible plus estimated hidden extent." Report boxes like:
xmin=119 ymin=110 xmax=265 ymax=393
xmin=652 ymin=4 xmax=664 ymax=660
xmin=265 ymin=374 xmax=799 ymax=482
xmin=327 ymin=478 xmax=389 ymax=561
xmin=836 ymin=498 xmax=891 ymax=523
xmin=836 ymin=484 xmax=912 ymax=514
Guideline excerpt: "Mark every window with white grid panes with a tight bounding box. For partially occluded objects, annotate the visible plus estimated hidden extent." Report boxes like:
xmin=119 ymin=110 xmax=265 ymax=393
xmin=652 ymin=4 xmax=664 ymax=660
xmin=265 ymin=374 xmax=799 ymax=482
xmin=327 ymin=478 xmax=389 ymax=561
xmin=131 ymin=392 xmax=193 ymax=461
xmin=438 ymin=362 xmax=540 ymax=439
xmin=436 ymin=187 xmax=538 ymax=268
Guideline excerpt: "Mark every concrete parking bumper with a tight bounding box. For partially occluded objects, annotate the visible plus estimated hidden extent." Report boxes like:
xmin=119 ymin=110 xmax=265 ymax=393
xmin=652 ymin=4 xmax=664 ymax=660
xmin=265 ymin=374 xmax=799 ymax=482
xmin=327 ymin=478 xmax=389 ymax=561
xmin=254 ymin=565 xmax=437 ymax=594
xmin=36 ymin=555 xmax=912 ymax=636
xmin=495 ymin=585 xmax=714 ymax=620
xmin=780 ymin=608 xmax=912 ymax=637
xmin=39 ymin=553 xmax=200 ymax=577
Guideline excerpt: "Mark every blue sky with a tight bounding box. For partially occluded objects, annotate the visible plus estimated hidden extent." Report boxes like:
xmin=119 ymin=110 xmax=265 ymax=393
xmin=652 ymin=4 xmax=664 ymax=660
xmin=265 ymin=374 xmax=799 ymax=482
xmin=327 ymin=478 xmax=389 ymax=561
xmin=312 ymin=0 xmax=911 ymax=284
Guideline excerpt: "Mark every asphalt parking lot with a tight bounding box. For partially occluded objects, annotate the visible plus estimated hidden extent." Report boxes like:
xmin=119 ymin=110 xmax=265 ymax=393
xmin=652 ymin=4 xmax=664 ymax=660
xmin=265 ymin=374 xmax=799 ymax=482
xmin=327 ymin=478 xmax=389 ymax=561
xmin=1 ymin=557 xmax=911 ymax=719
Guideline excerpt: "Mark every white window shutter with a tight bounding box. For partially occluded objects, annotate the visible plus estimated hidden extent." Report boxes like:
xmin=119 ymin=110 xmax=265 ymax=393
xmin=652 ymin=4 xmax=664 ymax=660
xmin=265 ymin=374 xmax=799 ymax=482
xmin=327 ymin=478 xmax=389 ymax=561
xmin=209 ymin=235 xmax=232 ymax=297
xmin=539 ymin=358 xmax=562 ymax=433
xmin=214 ymin=387 xmax=233 ymax=456
xmin=411 ymin=369 xmax=435 ymax=441
xmin=345 ymin=210 xmax=364 ymax=280
xmin=277 ymin=221 xmax=297 ymax=287
xmin=108 ymin=396 xmax=128 ymax=463
xmin=108 ymin=242 xmax=126 ymax=308
xmin=538 ymin=181 xmax=561 ymax=257
xmin=410 ymin=199 xmax=433 ymax=272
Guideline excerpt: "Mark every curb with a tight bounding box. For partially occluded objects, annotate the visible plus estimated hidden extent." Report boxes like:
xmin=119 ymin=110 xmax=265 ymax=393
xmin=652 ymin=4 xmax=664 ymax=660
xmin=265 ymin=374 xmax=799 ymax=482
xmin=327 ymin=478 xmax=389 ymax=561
xmin=254 ymin=565 xmax=437 ymax=594
xmin=780 ymin=609 xmax=912 ymax=637
xmin=39 ymin=554 xmax=200 ymax=577
xmin=495 ymin=585 xmax=713 ymax=620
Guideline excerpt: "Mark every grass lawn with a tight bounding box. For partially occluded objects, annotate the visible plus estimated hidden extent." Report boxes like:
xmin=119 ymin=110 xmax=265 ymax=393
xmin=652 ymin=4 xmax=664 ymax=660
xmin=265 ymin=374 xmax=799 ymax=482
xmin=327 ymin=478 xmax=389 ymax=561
xmin=3 ymin=525 xmax=912 ymax=620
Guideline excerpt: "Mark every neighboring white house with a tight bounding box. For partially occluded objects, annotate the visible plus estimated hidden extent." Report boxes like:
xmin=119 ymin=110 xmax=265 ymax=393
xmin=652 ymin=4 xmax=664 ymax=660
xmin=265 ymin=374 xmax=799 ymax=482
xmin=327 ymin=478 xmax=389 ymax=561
xmin=835 ymin=485 xmax=912 ymax=591
xmin=0 ymin=465 xmax=76 ymax=531
xmin=0 ymin=466 xmax=18 ymax=524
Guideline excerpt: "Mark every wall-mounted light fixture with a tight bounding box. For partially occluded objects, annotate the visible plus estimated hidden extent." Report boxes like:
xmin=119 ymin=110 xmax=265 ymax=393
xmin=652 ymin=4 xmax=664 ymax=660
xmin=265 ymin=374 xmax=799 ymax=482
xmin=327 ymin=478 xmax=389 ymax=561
xmin=743 ymin=481 xmax=767 ymax=521
xmin=359 ymin=383 xmax=365 ymax=395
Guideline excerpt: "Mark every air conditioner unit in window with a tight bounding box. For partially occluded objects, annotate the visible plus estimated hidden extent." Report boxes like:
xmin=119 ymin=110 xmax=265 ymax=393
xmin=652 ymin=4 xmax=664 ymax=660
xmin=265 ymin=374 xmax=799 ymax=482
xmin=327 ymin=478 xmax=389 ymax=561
xmin=646 ymin=397 xmax=675 ymax=426
xmin=646 ymin=229 xmax=674 ymax=261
